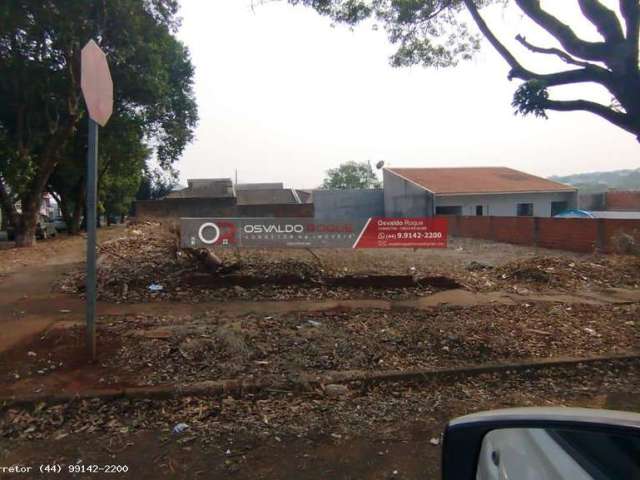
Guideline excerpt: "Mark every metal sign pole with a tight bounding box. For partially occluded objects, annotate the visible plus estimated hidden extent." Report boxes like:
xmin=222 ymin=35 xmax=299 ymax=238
xmin=86 ymin=118 xmax=98 ymax=361
xmin=81 ymin=38 xmax=112 ymax=362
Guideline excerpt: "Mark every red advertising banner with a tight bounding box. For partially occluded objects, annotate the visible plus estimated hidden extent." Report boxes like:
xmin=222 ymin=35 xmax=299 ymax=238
xmin=181 ymin=217 xmax=448 ymax=249
xmin=353 ymin=217 xmax=448 ymax=249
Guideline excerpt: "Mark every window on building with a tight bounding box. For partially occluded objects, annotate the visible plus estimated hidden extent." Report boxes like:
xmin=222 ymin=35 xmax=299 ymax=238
xmin=517 ymin=203 xmax=534 ymax=217
xmin=436 ymin=206 xmax=463 ymax=215
xmin=475 ymin=205 xmax=483 ymax=216
xmin=551 ymin=201 xmax=568 ymax=217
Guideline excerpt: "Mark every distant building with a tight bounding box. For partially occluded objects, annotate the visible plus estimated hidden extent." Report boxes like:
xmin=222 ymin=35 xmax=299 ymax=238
xmin=236 ymin=182 xmax=301 ymax=205
xmin=605 ymin=190 xmax=640 ymax=211
xmin=383 ymin=167 xmax=577 ymax=218
xmin=135 ymin=178 xmax=312 ymax=218
xmin=236 ymin=183 xmax=284 ymax=191
xmin=166 ymin=180 xmax=303 ymax=204
xmin=296 ymin=190 xmax=313 ymax=204
xmin=167 ymin=178 xmax=235 ymax=199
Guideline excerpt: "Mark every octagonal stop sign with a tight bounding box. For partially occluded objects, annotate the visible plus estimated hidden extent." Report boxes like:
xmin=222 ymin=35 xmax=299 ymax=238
xmin=81 ymin=40 xmax=113 ymax=127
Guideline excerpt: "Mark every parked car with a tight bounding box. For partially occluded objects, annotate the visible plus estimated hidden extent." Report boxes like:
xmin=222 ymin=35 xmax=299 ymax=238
xmin=442 ymin=407 xmax=640 ymax=479
xmin=52 ymin=216 xmax=68 ymax=232
xmin=7 ymin=214 xmax=58 ymax=241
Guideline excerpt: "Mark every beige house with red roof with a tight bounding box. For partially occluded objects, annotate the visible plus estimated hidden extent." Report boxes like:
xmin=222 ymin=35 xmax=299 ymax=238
xmin=383 ymin=167 xmax=577 ymax=218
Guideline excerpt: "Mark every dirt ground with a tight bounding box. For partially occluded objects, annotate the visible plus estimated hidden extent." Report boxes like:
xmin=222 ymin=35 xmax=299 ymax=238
xmin=1 ymin=302 xmax=638 ymax=394
xmin=2 ymin=362 xmax=640 ymax=479
xmin=1 ymin=222 xmax=640 ymax=479
xmin=54 ymin=222 xmax=640 ymax=302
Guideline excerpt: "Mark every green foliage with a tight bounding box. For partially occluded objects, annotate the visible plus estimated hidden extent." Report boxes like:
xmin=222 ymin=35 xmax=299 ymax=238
xmin=322 ymin=161 xmax=381 ymax=189
xmin=0 ymin=0 xmax=197 ymax=242
xmin=290 ymin=1 xmax=640 ymax=139
xmin=99 ymin=114 xmax=149 ymax=219
xmin=136 ymin=167 xmax=178 ymax=200
xmin=512 ymin=80 xmax=549 ymax=119
xmin=289 ymin=0 xmax=483 ymax=68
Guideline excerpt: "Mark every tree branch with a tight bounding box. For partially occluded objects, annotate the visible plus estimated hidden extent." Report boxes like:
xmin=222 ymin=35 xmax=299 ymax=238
xmin=463 ymin=1 xmax=611 ymax=88
xmin=24 ymin=116 xmax=78 ymax=209
xmin=620 ymin=0 xmax=640 ymax=70
xmin=462 ymin=0 xmax=523 ymax=72
xmin=513 ymin=68 xmax=608 ymax=87
xmin=514 ymin=0 xmax=611 ymax=63
xmin=577 ymin=0 xmax=625 ymax=43
xmin=542 ymin=98 xmax=637 ymax=135
xmin=515 ymin=34 xmax=593 ymax=67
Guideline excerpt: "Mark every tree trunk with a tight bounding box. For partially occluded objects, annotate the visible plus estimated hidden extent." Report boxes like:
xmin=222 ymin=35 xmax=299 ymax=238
xmin=69 ymin=199 xmax=83 ymax=235
xmin=0 ymin=177 xmax=18 ymax=231
xmin=0 ymin=205 xmax=7 ymax=231
xmin=53 ymin=190 xmax=71 ymax=236
xmin=15 ymin=221 xmax=37 ymax=247
xmin=14 ymin=201 xmax=39 ymax=248
xmin=58 ymin=198 xmax=73 ymax=236
xmin=81 ymin=204 xmax=87 ymax=231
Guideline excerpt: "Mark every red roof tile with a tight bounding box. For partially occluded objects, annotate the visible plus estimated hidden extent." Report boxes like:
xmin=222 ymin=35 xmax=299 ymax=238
xmin=386 ymin=167 xmax=576 ymax=195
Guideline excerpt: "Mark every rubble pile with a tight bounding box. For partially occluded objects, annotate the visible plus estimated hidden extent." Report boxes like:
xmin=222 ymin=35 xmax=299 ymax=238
xmin=466 ymin=255 xmax=640 ymax=291
xmin=56 ymin=222 xmax=640 ymax=300
xmin=6 ymin=303 xmax=636 ymax=389
xmin=56 ymin=223 xmax=446 ymax=302
xmin=2 ymin=360 xmax=639 ymax=442
xmin=107 ymin=303 xmax=640 ymax=384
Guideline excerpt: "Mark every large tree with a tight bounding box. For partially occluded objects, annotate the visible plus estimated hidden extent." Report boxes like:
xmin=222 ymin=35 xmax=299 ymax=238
xmin=48 ymin=112 xmax=150 ymax=234
xmin=136 ymin=166 xmax=179 ymax=201
xmin=290 ymin=0 xmax=640 ymax=140
xmin=0 ymin=0 xmax=197 ymax=246
xmin=322 ymin=160 xmax=382 ymax=189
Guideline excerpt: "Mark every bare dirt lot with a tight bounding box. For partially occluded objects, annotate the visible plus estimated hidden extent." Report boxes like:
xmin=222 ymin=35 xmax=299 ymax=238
xmin=2 ymin=361 xmax=639 ymax=479
xmin=55 ymin=222 xmax=640 ymax=302
xmin=2 ymin=303 xmax=639 ymax=394
xmin=1 ymin=221 xmax=640 ymax=479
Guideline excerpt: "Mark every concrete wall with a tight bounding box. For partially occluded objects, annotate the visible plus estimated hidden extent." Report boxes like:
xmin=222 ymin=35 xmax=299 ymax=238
xmin=313 ymin=189 xmax=384 ymax=220
xmin=579 ymin=192 xmax=607 ymax=210
xmin=134 ymin=198 xmax=313 ymax=219
xmin=383 ymin=170 xmax=434 ymax=217
xmin=135 ymin=198 xmax=237 ymax=218
xmin=236 ymin=203 xmax=313 ymax=218
xmin=436 ymin=191 xmax=577 ymax=217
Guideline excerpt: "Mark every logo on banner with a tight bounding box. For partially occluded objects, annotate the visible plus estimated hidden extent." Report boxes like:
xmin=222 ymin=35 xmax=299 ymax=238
xmin=196 ymin=221 xmax=236 ymax=246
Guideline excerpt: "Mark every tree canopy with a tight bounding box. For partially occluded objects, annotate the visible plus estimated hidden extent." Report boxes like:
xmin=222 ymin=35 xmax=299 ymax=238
xmin=322 ymin=161 xmax=382 ymax=189
xmin=136 ymin=167 xmax=179 ymax=201
xmin=0 ymin=0 xmax=197 ymax=245
xmin=290 ymin=0 xmax=640 ymax=140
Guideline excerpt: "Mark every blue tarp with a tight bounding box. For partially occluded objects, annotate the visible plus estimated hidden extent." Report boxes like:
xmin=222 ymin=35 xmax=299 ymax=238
xmin=553 ymin=209 xmax=595 ymax=218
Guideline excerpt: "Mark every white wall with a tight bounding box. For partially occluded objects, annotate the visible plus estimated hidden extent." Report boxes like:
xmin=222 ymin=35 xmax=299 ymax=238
xmin=383 ymin=170 xmax=434 ymax=217
xmin=435 ymin=191 xmax=577 ymax=217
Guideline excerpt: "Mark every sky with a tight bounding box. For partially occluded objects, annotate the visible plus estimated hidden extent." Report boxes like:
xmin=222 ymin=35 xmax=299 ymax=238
xmin=175 ymin=0 xmax=639 ymax=189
